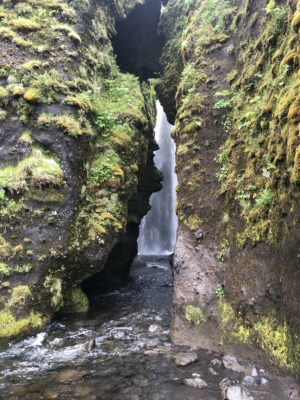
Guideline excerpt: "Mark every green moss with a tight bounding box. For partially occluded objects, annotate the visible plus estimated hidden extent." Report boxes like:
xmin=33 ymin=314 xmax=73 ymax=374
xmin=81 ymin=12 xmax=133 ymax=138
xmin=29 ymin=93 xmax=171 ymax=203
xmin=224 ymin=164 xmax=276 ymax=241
xmin=0 ymin=310 xmax=43 ymax=338
xmin=184 ymin=305 xmax=205 ymax=326
xmin=0 ymin=235 xmax=12 ymax=259
xmin=0 ymin=87 xmax=9 ymax=100
xmin=67 ymin=288 xmax=89 ymax=313
xmin=44 ymin=276 xmax=63 ymax=309
xmin=0 ymin=262 xmax=10 ymax=279
xmin=38 ymin=113 xmax=93 ymax=137
xmin=292 ymin=11 xmax=300 ymax=32
xmin=218 ymin=299 xmax=300 ymax=372
xmin=0 ymin=148 xmax=63 ymax=194
xmin=18 ymin=130 xmax=33 ymax=146
xmin=24 ymin=87 xmax=40 ymax=102
xmin=9 ymin=17 xmax=42 ymax=31
xmin=8 ymin=285 xmax=31 ymax=308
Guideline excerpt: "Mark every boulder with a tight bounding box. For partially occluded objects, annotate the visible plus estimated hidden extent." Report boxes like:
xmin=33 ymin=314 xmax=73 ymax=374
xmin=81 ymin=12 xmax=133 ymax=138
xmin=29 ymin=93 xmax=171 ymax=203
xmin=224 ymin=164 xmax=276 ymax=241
xmin=223 ymin=355 xmax=245 ymax=373
xmin=175 ymin=352 xmax=198 ymax=366
xmin=184 ymin=377 xmax=208 ymax=389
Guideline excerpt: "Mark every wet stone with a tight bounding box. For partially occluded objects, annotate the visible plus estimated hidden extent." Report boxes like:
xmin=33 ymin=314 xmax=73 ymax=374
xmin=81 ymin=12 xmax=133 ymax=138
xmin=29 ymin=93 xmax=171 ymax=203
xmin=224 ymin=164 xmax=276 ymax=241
xmin=288 ymin=388 xmax=300 ymax=399
xmin=56 ymin=369 xmax=88 ymax=383
xmin=211 ymin=358 xmax=222 ymax=367
xmin=175 ymin=352 xmax=198 ymax=366
xmin=27 ymin=383 xmax=42 ymax=393
xmin=148 ymin=324 xmax=162 ymax=334
xmin=259 ymin=377 xmax=269 ymax=385
xmin=209 ymin=366 xmax=219 ymax=376
xmin=184 ymin=377 xmax=208 ymax=389
xmin=242 ymin=376 xmax=256 ymax=386
xmin=223 ymin=355 xmax=245 ymax=373
xmin=73 ymin=385 xmax=92 ymax=397
xmin=226 ymin=385 xmax=254 ymax=400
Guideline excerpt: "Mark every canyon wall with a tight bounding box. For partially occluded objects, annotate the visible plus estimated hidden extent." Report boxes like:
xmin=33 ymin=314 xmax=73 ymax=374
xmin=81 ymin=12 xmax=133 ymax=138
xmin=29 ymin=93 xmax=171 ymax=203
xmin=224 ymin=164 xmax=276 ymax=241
xmin=0 ymin=0 xmax=161 ymax=338
xmin=159 ymin=0 xmax=300 ymax=372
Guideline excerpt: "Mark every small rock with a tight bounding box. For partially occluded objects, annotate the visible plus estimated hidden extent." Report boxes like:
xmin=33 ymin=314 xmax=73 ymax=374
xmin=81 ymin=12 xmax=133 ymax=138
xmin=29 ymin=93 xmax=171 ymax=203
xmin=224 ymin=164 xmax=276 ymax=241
xmin=251 ymin=367 xmax=258 ymax=377
xmin=226 ymin=385 xmax=254 ymax=400
xmin=175 ymin=352 xmax=198 ymax=366
xmin=211 ymin=358 xmax=222 ymax=367
xmin=219 ymin=377 xmax=231 ymax=390
xmin=219 ymin=377 xmax=231 ymax=399
xmin=259 ymin=378 xmax=269 ymax=385
xmin=146 ymin=338 xmax=160 ymax=348
xmin=184 ymin=377 xmax=208 ymax=389
xmin=209 ymin=367 xmax=219 ymax=376
xmin=195 ymin=229 xmax=204 ymax=240
xmin=148 ymin=324 xmax=162 ymax=334
xmin=242 ymin=376 xmax=256 ymax=386
xmin=192 ymin=373 xmax=201 ymax=378
xmin=259 ymin=368 xmax=265 ymax=374
xmin=288 ymin=389 xmax=300 ymax=399
xmin=112 ymin=330 xmax=125 ymax=339
xmin=84 ymin=339 xmax=96 ymax=352
xmin=110 ymin=327 xmax=133 ymax=340
xmin=57 ymin=369 xmax=88 ymax=383
xmin=192 ymin=372 xmax=201 ymax=378
xmin=223 ymin=355 xmax=245 ymax=373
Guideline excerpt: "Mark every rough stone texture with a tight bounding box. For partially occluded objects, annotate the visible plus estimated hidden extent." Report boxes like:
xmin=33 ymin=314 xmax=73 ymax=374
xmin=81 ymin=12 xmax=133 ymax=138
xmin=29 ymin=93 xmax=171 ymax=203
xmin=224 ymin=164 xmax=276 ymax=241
xmin=174 ymin=351 xmax=198 ymax=366
xmin=0 ymin=0 xmax=162 ymax=339
xmin=226 ymin=386 xmax=254 ymax=400
xmin=171 ymin=228 xmax=221 ymax=350
xmin=223 ymin=355 xmax=245 ymax=373
xmin=159 ymin=0 xmax=300 ymax=372
xmin=183 ymin=377 xmax=208 ymax=389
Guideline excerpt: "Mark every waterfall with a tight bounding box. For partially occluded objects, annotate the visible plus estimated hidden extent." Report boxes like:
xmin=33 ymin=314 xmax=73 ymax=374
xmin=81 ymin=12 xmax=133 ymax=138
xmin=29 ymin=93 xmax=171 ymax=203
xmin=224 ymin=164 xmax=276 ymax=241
xmin=138 ymin=100 xmax=178 ymax=256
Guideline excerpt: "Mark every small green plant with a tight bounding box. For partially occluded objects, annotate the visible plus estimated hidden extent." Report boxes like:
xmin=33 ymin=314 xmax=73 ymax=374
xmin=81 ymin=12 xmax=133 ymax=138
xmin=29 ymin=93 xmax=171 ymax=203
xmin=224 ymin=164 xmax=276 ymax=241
xmin=217 ymin=251 xmax=225 ymax=262
xmin=266 ymin=0 xmax=276 ymax=13
xmin=214 ymin=90 xmax=233 ymax=110
xmin=256 ymin=189 xmax=275 ymax=209
xmin=0 ymin=262 xmax=10 ymax=279
xmin=184 ymin=305 xmax=204 ymax=326
xmin=215 ymin=284 xmax=224 ymax=300
xmin=0 ymin=189 xmax=6 ymax=206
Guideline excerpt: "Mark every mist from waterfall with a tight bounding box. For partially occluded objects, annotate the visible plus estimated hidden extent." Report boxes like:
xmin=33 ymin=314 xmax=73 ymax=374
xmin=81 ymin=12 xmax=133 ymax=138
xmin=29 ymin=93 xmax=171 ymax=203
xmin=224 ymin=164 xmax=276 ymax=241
xmin=138 ymin=100 xmax=178 ymax=256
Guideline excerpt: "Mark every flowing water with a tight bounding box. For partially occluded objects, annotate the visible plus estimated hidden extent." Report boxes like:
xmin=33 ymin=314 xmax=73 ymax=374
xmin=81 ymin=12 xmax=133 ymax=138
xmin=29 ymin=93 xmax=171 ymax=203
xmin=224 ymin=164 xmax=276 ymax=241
xmin=0 ymin=104 xmax=299 ymax=399
xmin=138 ymin=101 xmax=178 ymax=256
xmin=0 ymin=257 xmax=299 ymax=400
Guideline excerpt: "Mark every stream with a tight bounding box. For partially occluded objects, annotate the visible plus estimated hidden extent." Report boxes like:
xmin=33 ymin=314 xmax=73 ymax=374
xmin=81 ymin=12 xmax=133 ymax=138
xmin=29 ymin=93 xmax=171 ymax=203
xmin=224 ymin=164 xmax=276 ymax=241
xmin=0 ymin=257 xmax=299 ymax=399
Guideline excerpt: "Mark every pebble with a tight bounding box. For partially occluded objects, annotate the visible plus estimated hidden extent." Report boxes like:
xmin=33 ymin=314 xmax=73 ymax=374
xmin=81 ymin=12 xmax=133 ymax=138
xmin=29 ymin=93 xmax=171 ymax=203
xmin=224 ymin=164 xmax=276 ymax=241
xmin=148 ymin=325 xmax=162 ymax=333
xmin=259 ymin=377 xmax=269 ymax=385
xmin=209 ymin=367 xmax=219 ymax=375
xmin=242 ymin=376 xmax=256 ymax=386
xmin=84 ymin=339 xmax=96 ymax=352
xmin=175 ymin=352 xmax=198 ymax=366
xmin=211 ymin=358 xmax=222 ymax=367
xmin=184 ymin=377 xmax=208 ymax=389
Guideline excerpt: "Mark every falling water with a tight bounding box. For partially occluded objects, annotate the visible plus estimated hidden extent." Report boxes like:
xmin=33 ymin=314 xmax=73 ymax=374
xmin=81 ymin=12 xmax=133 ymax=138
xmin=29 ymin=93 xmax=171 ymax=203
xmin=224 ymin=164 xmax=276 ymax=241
xmin=138 ymin=100 xmax=178 ymax=256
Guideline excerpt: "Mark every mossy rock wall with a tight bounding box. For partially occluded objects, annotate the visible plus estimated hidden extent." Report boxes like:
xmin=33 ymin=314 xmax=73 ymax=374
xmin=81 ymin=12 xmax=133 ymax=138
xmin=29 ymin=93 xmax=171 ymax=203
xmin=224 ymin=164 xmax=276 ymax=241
xmin=160 ymin=0 xmax=300 ymax=372
xmin=0 ymin=0 xmax=159 ymax=339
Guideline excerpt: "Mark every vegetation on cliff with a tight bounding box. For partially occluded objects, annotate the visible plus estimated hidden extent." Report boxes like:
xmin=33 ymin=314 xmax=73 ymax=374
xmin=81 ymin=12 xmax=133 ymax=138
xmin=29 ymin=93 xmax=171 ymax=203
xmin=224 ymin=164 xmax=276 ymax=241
xmin=160 ymin=0 xmax=300 ymax=372
xmin=0 ymin=0 xmax=156 ymax=338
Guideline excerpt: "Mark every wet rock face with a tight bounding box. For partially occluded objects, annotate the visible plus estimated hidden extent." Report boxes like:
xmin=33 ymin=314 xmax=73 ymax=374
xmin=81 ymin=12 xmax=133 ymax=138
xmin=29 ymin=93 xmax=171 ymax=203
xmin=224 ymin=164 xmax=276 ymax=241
xmin=112 ymin=0 xmax=164 ymax=80
xmin=159 ymin=0 xmax=300 ymax=372
xmin=0 ymin=0 xmax=160 ymax=338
